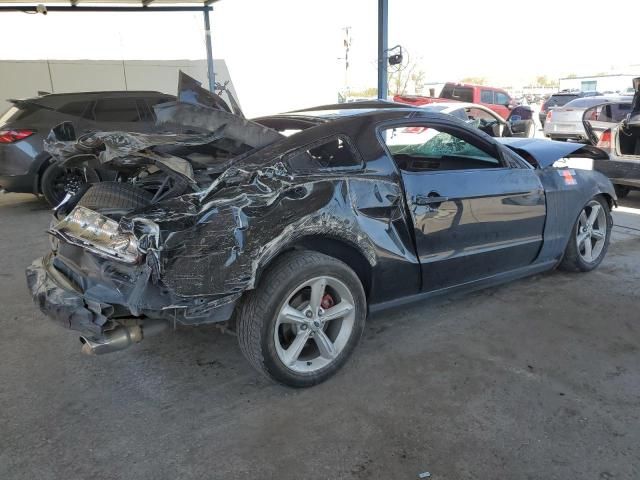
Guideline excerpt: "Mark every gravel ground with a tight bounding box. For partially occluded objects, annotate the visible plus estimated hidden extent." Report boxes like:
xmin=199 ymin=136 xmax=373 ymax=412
xmin=1 ymin=191 xmax=639 ymax=480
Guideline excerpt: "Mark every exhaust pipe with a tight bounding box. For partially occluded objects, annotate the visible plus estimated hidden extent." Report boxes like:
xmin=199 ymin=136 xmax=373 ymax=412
xmin=80 ymin=319 xmax=167 ymax=355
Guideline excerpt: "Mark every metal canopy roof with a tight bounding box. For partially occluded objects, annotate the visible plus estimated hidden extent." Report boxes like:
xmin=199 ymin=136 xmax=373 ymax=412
xmin=0 ymin=0 xmax=222 ymax=91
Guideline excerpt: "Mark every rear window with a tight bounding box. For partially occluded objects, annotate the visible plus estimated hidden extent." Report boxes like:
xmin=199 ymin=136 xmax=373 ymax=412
xmin=440 ymin=85 xmax=473 ymax=103
xmin=564 ymin=98 xmax=608 ymax=109
xmin=545 ymin=94 xmax=579 ymax=108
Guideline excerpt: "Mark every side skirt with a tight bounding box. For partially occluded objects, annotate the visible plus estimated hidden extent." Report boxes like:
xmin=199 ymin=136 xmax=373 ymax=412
xmin=369 ymin=259 xmax=558 ymax=314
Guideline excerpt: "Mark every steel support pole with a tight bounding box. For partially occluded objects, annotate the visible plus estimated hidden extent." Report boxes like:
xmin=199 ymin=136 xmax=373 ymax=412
xmin=203 ymin=7 xmax=216 ymax=92
xmin=377 ymin=0 xmax=388 ymax=100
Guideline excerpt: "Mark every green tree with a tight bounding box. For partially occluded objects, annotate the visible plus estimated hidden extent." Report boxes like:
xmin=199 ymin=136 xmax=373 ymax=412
xmin=388 ymin=61 xmax=426 ymax=96
xmin=535 ymin=75 xmax=559 ymax=87
xmin=461 ymin=76 xmax=487 ymax=85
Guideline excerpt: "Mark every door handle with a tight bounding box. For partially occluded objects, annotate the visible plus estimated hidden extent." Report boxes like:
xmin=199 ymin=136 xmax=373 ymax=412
xmin=414 ymin=193 xmax=449 ymax=206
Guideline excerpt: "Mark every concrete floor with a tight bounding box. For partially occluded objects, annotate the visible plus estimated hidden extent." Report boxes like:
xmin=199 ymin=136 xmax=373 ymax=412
xmin=1 ymin=192 xmax=639 ymax=480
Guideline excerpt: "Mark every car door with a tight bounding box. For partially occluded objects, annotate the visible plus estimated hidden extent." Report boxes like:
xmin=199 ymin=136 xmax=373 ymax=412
xmin=380 ymin=121 xmax=546 ymax=291
xmin=582 ymin=101 xmax=632 ymax=145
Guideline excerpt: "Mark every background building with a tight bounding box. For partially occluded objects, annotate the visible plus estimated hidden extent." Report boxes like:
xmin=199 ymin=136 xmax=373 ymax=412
xmin=0 ymin=59 xmax=237 ymax=111
xmin=558 ymin=73 xmax=637 ymax=93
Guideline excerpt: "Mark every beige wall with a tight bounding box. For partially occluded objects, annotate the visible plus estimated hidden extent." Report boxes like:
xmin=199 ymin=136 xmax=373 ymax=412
xmin=0 ymin=59 xmax=237 ymax=112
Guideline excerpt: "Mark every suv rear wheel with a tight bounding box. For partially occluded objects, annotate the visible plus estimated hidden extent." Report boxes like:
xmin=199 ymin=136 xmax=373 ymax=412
xmin=41 ymin=163 xmax=98 ymax=207
xmin=237 ymin=251 xmax=366 ymax=387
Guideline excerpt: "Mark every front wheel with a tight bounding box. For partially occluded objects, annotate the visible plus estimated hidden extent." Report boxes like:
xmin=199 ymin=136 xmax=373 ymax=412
xmin=237 ymin=251 xmax=367 ymax=387
xmin=559 ymin=196 xmax=612 ymax=272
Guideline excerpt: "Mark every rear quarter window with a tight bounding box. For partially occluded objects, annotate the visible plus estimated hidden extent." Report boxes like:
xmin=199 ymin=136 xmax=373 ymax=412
xmin=285 ymin=136 xmax=362 ymax=173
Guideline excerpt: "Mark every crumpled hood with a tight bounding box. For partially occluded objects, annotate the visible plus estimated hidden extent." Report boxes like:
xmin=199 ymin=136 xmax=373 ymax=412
xmin=497 ymin=138 xmax=608 ymax=168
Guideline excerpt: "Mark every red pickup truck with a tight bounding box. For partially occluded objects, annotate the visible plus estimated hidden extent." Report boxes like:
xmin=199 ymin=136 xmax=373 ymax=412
xmin=394 ymin=82 xmax=516 ymax=119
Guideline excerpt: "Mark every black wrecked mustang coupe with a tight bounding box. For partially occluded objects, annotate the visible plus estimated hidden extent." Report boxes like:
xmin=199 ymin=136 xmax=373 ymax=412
xmin=27 ymin=81 xmax=616 ymax=387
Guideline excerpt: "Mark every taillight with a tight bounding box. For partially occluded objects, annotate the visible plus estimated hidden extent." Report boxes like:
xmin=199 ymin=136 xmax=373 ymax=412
xmin=0 ymin=129 xmax=35 ymax=143
xmin=546 ymin=111 xmax=552 ymax=122
xmin=597 ymin=129 xmax=612 ymax=149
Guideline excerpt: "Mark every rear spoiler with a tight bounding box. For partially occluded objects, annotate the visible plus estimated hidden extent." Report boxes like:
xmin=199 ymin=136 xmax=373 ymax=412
xmin=8 ymin=98 xmax=56 ymax=112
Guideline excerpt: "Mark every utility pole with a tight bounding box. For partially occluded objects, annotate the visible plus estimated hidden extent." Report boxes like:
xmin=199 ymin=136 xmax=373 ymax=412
xmin=343 ymin=26 xmax=352 ymax=97
xmin=377 ymin=0 xmax=388 ymax=100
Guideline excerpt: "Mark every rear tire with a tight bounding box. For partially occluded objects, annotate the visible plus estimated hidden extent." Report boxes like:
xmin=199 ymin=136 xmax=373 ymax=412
xmin=559 ymin=195 xmax=612 ymax=272
xmin=236 ymin=250 xmax=367 ymax=387
xmin=41 ymin=163 xmax=98 ymax=207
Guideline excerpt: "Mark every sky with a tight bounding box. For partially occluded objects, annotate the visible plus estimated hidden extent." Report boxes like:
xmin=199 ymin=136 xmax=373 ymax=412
xmin=0 ymin=0 xmax=638 ymax=116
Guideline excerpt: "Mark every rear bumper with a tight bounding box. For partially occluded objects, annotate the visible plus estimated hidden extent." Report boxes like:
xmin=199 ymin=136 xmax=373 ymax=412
xmin=0 ymin=173 xmax=35 ymax=193
xmin=26 ymin=255 xmax=109 ymax=335
xmin=26 ymin=250 xmax=239 ymax=334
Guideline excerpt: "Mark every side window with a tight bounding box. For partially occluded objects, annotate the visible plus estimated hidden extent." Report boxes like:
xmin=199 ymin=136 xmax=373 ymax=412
xmin=91 ymin=98 xmax=141 ymax=122
xmin=381 ymin=125 xmax=502 ymax=172
xmin=466 ymin=108 xmax=497 ymax=122
xmin=495 ymin=92 xmax=510 ymax=105
xmin=285 ymin=136 xmax=361 ymax=173
xmin=58 ymin=101 xmax=90 ymax=117
xmin=452 ymin=87 xmax=473 ymax=102
xmin=449 ymin=108 xmax=468 ymax=121
xmin=480 ymin=90 xmax=494 ymax=104
xmin=136 ymin=99 xmax=154 ymax=122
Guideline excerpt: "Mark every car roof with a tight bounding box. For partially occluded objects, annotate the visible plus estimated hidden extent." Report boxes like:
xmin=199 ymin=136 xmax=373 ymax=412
xmin=11 ymin=91 xmax=175 ymax=110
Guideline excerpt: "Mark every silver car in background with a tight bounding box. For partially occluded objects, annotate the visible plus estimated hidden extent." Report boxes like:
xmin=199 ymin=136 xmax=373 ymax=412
xmin=582 ymin=86 xmax=639 ymax=198
xmin=544 ymin=96 xmax=626 ymax=142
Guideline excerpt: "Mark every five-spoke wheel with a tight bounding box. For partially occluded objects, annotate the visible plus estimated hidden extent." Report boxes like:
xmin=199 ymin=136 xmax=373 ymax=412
xmin=560 ymin=195 xmax=612 ymax=272
xmin=274 ymin=276 xmax=356 ymax=373
xmin=575 ymin=200 xmax=607 ymax=263
xmin=237 ymin=251 xmax=366 ymax=387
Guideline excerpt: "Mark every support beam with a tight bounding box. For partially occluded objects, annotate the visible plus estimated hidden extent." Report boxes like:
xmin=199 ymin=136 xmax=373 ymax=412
xmin=203 ymin=7 xmax=216 ymax=92
xmin=0 ymin=5 xmax=213 ymax=12
xmin=377 ymin=0 xmax=388 ymax=100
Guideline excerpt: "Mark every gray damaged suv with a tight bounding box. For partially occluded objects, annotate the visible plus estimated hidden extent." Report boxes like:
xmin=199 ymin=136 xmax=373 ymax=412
xmin=0 ymin=91 xmax=174 ymax=205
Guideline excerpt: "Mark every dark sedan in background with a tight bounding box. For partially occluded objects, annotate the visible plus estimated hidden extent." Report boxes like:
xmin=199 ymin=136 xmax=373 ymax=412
xmin=0 ymin=90 xmax=174 ymax=205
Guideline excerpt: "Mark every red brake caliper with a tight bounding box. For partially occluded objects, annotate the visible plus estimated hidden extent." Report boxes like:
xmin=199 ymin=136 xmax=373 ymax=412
xmin=320 ymin=293 xmax=335 ymax=310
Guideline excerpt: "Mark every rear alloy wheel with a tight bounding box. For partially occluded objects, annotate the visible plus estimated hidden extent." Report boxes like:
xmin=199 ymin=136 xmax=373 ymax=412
xmin=237 ymin=251 xmax=366 ymax=387
xmin=559 ymin=196 xmax=612 ymax=272
xmin=41 ymin=163 xmax=97 ymax=207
